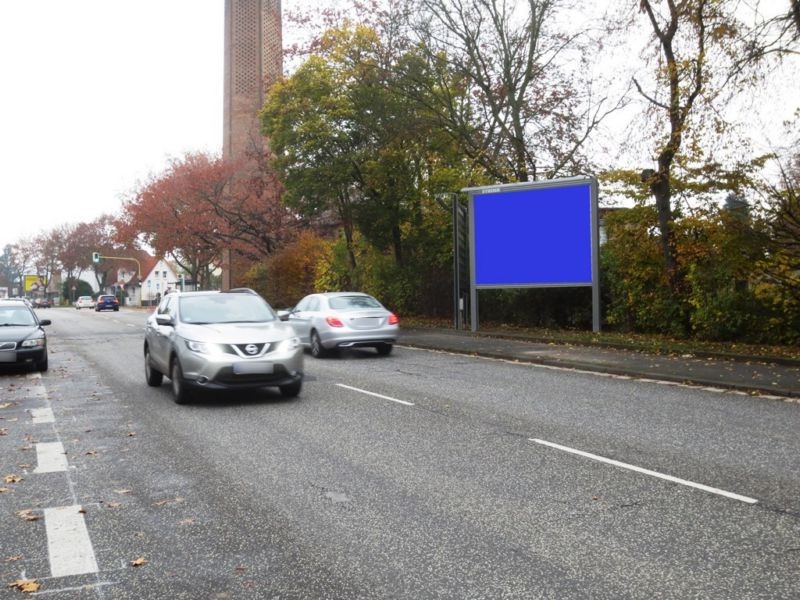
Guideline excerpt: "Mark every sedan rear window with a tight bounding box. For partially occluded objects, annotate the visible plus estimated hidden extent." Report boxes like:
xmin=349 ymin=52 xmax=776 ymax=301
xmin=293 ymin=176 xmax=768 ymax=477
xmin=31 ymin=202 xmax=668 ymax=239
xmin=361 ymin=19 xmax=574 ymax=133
xmin=329 ymin=295 xmax=382 ymax=310
xmin=179 ymin=294 xmax=276 ymax=324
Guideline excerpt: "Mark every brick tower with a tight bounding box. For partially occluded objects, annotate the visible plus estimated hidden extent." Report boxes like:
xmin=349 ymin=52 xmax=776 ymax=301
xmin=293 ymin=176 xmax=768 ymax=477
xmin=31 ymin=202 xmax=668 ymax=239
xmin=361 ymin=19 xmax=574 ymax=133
xmin=223 ymin=0 xmax=282 ymax=160
xmin=221 ymin=0 xmax=282 ymax=288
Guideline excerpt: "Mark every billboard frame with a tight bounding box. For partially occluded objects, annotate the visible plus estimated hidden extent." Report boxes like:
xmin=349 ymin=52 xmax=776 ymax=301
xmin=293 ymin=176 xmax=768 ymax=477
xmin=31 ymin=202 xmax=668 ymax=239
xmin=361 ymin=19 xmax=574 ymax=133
xmin=463 ymin=175 xmax=600 ymax=333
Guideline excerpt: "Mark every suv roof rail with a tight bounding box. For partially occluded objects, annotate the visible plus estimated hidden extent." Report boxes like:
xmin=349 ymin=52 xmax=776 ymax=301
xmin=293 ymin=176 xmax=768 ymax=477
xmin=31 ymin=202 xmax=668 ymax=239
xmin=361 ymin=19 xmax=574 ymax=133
xmin=224 ymin=288 xmax=259 ymax=295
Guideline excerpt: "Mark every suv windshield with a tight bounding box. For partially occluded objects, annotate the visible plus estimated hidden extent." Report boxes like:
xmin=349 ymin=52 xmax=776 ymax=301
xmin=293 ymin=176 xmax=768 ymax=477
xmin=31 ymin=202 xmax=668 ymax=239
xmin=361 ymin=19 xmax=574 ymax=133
xmin=179 ymin=294 xmax=276 ymax=324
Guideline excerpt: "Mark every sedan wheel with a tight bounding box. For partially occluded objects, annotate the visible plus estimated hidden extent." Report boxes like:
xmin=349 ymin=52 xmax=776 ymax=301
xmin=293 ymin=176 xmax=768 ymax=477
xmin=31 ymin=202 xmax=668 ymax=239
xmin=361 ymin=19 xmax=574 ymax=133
xmin=310 ymin=330 xmax=327 ymax=358
xmin=144 ymin=348 xmax=163 ymax=386
xmin=170 ymin=359 xmax=190 ymax=404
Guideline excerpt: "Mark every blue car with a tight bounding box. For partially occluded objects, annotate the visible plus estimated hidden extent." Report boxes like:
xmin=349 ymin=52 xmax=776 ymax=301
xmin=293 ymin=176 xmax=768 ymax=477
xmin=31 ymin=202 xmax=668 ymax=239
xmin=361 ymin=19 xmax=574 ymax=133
xmin=95 ymin=294 xmax=119 ymax=311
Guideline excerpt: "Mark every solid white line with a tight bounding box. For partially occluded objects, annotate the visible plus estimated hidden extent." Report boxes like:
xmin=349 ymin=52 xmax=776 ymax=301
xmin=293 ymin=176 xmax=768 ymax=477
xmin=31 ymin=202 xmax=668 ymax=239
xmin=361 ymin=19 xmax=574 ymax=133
xmin=530 ymin=438 xmax=758 ymax=505
xmin=34 ymin=442 xmax=69 ymax=474
xmin=44 ymin=505 xmax=99 ymax=577
xmin=336 ymin=383 xmax=414 ymax=406
xmin=31 ymin=407 xmax=55 ymax=424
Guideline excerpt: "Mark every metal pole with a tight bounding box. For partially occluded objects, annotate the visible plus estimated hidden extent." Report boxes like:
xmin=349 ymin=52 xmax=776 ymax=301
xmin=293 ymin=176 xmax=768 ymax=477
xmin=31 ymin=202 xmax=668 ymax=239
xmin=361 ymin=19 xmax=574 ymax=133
xmin=452 ymin=195 xmax=459 ymax=329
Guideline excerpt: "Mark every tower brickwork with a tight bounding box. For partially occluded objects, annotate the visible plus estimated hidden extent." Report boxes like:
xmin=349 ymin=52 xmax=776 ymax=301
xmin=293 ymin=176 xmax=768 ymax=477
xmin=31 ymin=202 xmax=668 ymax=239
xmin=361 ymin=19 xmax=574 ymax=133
xmin=223 ymin=0 xmax=282 ymax=161
xmin=222 ymin=0 xmax=282 ymax=288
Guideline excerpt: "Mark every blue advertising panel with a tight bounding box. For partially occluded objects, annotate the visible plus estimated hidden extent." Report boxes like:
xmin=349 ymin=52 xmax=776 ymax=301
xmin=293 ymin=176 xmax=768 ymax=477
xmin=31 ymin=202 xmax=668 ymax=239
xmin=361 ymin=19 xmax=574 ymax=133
xmin=472 ymin=182 xmax=593 ymax=287
xmin=463 ymin=176 xmax=600 ymax=332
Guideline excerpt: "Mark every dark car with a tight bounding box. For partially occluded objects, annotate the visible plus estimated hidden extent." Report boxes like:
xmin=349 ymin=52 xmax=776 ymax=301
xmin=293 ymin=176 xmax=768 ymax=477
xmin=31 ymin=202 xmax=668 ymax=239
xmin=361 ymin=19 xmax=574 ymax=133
xmin=0 ymin=300 xmax=50 ymax=371
xmin=95 ymin=294 xmax=119 ymax=312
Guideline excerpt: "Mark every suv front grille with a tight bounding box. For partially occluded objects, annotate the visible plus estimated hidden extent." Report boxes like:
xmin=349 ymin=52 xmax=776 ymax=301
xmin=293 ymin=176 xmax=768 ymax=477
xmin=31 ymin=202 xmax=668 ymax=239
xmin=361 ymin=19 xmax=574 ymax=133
xmin=225 ymin=342 xmax=273 ymax=358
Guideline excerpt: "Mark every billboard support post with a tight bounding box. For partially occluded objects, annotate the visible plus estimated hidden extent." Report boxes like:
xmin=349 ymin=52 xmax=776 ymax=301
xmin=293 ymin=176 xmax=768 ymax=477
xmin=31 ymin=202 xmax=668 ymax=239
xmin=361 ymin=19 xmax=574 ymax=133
xmin=463 ymin=176 xmax=600 ymax=334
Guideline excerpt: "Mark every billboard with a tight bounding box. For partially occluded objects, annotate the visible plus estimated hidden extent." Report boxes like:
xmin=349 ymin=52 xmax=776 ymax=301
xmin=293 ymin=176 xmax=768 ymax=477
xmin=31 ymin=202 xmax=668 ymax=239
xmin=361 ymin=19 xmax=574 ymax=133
xmin=463 ymin=176 xmax=599 ymax=331
xmin=24 ymin=275 xmax=43 ymax=293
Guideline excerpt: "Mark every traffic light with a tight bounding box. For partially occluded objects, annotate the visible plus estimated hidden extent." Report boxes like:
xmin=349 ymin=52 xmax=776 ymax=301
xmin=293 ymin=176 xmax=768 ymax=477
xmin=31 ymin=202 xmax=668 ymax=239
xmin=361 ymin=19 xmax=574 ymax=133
xmin=92 ymin=252 xmax=100 ymax=264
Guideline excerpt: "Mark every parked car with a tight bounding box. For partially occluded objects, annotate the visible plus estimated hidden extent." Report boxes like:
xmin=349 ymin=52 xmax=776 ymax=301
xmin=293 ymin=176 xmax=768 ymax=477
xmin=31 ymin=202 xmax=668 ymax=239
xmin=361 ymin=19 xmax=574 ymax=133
xmin=33 ymin=298 xmax=51 ymax=308
xmin=281 ymin=292 xmax=399 ymax=358
xmin=0 ymin=299 xmax=50 ymax=371
xmin=1 ymin=297 xmax=33 ymax=308
xmin=143 ymin=289 xmax=303 ymax=404
xmin=95 ymin=294 xmax=119 ymax=311
xmin=75 ymin=296 xmax=96 ymax=309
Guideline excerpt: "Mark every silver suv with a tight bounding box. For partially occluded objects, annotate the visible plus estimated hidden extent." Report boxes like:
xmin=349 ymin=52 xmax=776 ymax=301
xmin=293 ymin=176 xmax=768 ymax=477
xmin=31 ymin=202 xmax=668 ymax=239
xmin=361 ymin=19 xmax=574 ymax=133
xmin=143 ymin=289 xmax=303 ymax=404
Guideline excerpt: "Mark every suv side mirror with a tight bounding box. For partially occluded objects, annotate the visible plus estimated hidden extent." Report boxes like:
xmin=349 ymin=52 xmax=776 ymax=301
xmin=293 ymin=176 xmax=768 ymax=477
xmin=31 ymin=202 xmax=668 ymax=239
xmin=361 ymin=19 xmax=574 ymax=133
xmin=155 ymin=314 xmax=174 ymax=327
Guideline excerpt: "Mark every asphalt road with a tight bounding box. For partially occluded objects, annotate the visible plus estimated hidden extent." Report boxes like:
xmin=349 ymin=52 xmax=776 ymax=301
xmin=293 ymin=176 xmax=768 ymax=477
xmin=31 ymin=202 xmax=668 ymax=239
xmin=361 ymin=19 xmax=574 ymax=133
xmin=1 ymin=307 xmax=798 ymax=599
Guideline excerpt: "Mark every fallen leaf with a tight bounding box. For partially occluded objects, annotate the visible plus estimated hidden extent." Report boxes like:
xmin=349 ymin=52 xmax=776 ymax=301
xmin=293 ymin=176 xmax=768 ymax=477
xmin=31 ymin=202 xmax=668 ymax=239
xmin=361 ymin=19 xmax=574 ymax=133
xmin=178 ymin=518 xmax=195 ymax=525
xmin=130 ymin=557 xmax=148 ymax=567
xmin=105 ymin=502 xmax=122 ymax=509
xmin=0 ymin=402 xmax=13 ymax=409
xmin=0 ymin=429 xmax=8 ymax=436
xmin=16 ymin=464 xmax=31 ymax=470
xmin=114 ymin=489 xmax=132 ymax=495
xmin=6 ymin=579 xmax=40 ymax=592
xmin=5 ymin=556 xmax=22 ymax=562
xmin=126 ymin=432 xmax=137 ymax=437
xmin=85 ymin=450 xmax=97 ymax=456
xmin=15 ymin=510 xmax=39 ymax=522
xmin=3 ymin=474 xmax=22 ymax=484
xmin=78 ymin=508 xmax=87 ymax=514
xmin=153 ymin=497 xmax=184 ymax=507
xmin=0 ymin=487 xmax=10 ymax=494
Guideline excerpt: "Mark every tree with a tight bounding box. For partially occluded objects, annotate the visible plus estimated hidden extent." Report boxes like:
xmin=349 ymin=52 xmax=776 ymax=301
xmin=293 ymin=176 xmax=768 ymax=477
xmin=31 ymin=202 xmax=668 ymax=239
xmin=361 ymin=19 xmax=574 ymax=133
xmin=118 ymin=153 xmax=227 ymax=289
xmin=262 ymin=23 xmax=458 ymax=271
xmin=404 ymin=0 xmax=620 ymax=183
xmin=32 ymin=228 xmax=66 ymax=297
xmin=88 ymin=214 xmax=126 ymax=292
xmin=0 ymin=244 xmax=26 ymax=293
xmin=632 ymin=0 xmax=798 ymax=291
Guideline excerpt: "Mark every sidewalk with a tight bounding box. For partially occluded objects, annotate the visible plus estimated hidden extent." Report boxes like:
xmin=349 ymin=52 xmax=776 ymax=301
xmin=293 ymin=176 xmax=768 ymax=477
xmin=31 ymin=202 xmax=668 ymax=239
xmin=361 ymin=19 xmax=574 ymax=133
xmin=398 ymin=327 xmax=800 ymax=400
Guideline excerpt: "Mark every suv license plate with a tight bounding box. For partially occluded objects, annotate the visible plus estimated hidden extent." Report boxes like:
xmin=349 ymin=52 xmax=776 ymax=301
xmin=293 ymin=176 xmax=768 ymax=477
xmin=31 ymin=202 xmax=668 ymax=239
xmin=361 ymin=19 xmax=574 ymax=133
xmin=233 ymin=361 xmax=274 ymax=375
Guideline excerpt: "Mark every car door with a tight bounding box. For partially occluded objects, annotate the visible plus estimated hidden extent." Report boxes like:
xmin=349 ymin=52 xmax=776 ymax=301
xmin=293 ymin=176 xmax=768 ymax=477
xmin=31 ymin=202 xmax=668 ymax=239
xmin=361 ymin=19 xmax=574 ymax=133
xmin=147 ymin=295 xmax=175 ymax=372
xmin=288 ymin=295 xmax=314 ymax=343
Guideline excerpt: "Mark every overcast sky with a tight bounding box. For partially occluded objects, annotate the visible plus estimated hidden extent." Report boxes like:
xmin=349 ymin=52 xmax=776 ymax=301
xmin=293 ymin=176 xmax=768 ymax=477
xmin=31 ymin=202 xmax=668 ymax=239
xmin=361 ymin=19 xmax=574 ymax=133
xmin=0 ymin=1 xmax=796 ymax=250
xmin=0 ymin=0 xmax=224 ymax=248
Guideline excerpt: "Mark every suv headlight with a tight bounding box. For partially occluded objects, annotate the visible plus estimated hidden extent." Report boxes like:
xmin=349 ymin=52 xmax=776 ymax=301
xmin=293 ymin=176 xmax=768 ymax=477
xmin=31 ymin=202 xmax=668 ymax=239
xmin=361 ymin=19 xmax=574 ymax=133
xmin=275 ymin=337 xmax=301 ymax=353
xmin=185 ymin=340 xmax=223 ymax=355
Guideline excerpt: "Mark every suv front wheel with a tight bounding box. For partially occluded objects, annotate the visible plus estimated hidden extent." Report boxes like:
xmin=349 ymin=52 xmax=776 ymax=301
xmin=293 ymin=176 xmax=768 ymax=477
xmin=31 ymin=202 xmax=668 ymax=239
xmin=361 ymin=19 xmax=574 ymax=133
xmin=170 ymin=359 xmax=190 ymax=405
xmin=144 ymin=347 xmax=163 ymax=386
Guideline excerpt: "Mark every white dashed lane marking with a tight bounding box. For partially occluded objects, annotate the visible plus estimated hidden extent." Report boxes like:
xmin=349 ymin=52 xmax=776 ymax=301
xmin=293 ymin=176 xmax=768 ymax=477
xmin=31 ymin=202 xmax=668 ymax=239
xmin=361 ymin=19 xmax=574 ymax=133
xmin=336 ymin=383 xmax=415 ymax=406
xmin=44 ymin=506 xmax=99 ymax=577
xmin=34 ymin=442 xmax=69 ymax=474
xmin=31 ymin=407 xmax=55 ymax=424
xmin=531 ymin=438 xmax=758 ymax=505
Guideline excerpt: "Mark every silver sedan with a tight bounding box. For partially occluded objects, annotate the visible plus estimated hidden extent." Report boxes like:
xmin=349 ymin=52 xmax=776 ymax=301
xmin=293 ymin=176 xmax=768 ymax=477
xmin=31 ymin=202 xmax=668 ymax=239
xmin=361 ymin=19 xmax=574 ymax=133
xmin=281 ymin=292 xmax=399 ymax=358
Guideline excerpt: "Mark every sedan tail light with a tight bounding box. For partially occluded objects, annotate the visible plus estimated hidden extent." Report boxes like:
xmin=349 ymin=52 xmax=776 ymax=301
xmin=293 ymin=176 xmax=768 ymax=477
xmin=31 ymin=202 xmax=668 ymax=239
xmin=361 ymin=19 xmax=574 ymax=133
xmin=388 ymin=313 xmax=399 ymax=325
xmin=326 ymin=316 xmax=344 ymax=327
